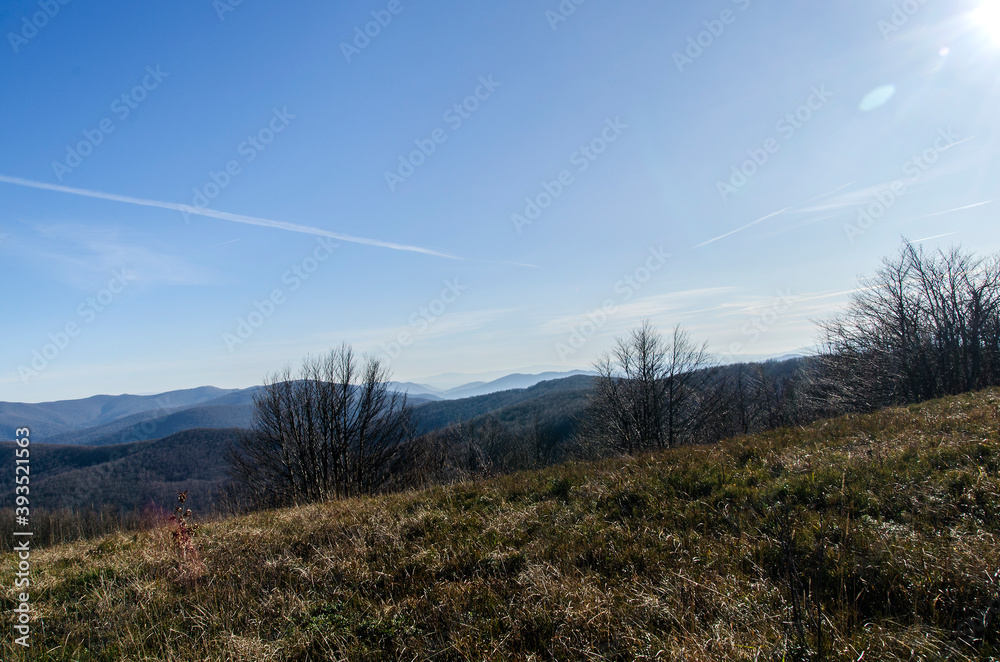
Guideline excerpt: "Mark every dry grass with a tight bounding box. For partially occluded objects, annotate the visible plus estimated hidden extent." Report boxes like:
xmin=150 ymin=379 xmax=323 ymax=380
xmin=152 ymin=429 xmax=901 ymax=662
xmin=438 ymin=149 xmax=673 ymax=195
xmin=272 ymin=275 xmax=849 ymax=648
xmin=4 ymin=390 xmax=1000 ymax=660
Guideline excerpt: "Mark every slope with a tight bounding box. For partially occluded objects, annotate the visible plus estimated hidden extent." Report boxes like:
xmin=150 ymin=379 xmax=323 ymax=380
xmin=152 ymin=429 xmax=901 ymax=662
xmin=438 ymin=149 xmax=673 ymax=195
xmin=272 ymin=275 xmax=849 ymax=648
xmin=5 ymin=390 xmax=1000 ymax=660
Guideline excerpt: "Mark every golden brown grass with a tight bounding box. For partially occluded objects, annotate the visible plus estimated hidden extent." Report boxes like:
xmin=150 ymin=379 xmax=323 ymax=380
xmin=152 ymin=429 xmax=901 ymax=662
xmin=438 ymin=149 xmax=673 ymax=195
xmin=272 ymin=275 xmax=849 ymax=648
xmin=3 ymin=390 xmax=1000 ymax=660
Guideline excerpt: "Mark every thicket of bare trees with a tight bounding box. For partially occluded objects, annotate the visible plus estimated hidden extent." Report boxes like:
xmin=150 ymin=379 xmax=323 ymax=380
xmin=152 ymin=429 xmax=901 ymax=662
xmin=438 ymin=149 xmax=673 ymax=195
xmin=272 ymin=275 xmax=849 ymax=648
xmin=579 ymin=322 xmax=720 ymax=455
xmin=408 ymin=414 xmax=562 ymax=485
xmin=723 ymin=360 xmax=806 ymax=435
xmin=228 ymin=344 xmax=417 ymax=507
xmin=580 ymin=243 xmax=1000 ymax=457
xmin=813 ymin=243 xmax=1000 ymax=414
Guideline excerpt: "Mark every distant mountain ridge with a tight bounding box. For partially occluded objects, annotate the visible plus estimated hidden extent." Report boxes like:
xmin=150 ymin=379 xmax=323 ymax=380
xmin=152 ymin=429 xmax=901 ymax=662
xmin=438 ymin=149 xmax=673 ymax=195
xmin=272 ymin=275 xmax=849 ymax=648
xmin=391 ymin=370 xmax=595 ymax=400
xmin=0 ymin=375 xmax=599 ymax=513
xmin=41 ymin=405 xmax=254 ymax=447
xmin=0 ymin=386 xmax=243 ymax=440
xmin=0 ymin=360 xmax=816 ymax=518
xmin=0 ymin=371 xmax=595 ymax=445
xmin=441 ymin=371 xmax=596 ymax=399
xmin=411 ymin=374 xmax=595 ymax=436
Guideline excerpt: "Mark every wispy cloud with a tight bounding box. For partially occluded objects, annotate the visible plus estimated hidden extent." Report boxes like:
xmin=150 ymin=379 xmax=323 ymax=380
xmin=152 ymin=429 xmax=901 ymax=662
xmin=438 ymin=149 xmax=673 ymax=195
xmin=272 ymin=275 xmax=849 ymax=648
xmin=406 ymin=308 xmax=519 ymax=341
xmin=797 ymin=147 xmax=982 ymax=215
xmin=801 ymin=182 xmax=858 ymax=205
xmin=796 ymin=182 xmax=920 ymax=214
xmin=30 ymin=224 xmax=216 ymax=286
xmin=539 ymin=287 xmax=737 ymax=334
xmin=696 ymin=143 xmax=988 ymax=248
xmin=692 ymin=183 xmax=856 ymax=248
xmin=614 ymin=288 xmax=739 ymax=321
xmin=333 ymin=308 xmax=522 ymax=348
xmin=0 ymin=174 xmax=462 ymax=260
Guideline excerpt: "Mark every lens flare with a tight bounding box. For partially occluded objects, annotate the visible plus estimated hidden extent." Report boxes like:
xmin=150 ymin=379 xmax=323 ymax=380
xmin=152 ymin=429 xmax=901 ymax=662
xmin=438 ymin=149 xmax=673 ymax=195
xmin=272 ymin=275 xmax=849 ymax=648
xmin=973 ymin=1 xmax=1000 ymax=42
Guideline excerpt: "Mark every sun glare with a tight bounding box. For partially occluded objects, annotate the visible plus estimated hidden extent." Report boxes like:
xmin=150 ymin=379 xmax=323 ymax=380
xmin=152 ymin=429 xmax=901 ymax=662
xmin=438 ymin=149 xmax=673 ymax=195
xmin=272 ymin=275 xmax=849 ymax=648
xmin=973 ymin=1 xmax=1000 ymax=41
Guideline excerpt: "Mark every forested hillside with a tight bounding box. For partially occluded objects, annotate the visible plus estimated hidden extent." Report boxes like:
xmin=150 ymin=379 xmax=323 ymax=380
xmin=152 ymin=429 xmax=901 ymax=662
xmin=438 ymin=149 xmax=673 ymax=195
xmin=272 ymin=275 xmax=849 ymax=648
xmin=40 ymin=405 xmax=253 ymax=447
xmin=0 ymin=428 xmax=240 ymax=549
xmin=411 ymin=374 xmax=595 ymax=435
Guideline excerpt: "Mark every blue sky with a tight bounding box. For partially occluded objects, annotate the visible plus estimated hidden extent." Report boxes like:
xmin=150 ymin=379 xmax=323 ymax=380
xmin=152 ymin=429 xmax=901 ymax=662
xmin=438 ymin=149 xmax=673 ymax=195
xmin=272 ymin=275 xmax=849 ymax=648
xmin=2 ymin=0 xmax=999 ymax=402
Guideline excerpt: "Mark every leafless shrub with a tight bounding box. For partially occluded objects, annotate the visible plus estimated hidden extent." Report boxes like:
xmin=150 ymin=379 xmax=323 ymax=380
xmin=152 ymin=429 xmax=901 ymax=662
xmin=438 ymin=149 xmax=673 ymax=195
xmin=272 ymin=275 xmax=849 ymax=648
xmin=228 ymin=344 xmax=417 ymax=508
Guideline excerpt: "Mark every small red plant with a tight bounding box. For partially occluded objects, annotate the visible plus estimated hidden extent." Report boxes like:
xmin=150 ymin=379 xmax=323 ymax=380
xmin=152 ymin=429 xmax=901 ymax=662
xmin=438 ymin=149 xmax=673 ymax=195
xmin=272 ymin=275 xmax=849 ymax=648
xmin=167 ymin=491 xmax=206 ymax=584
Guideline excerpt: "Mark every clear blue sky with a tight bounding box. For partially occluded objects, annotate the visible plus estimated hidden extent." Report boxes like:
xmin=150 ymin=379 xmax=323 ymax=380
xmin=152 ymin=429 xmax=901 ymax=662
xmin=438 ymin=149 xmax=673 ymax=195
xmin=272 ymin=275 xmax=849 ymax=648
xmin=2 ymin=0 xmax=999 ymax=402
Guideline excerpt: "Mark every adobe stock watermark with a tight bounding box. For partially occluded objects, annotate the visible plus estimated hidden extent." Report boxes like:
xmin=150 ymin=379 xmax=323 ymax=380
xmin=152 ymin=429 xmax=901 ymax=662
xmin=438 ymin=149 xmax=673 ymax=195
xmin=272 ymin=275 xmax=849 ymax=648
xmin=673 ymin=0 xmax=752 ymax=73
xmin=545 ymin=0 xmax=588 ymax=31
xmin=512 ymin=117 xmax=628 ymax=234
xmin=726 ymin=289 xmax=795 ymax=357
xmin=51 ymin=65 xmax=170 ymax=182
xmin=843 ymin=127 xmax=961 ymax=243
xmin=181 ymin=107 xmax=296 ymax=224
xmin=341 ymin=0 xmax=414 ymax=63
xmin=381 ymin=279 xmax=468 ymax=363
xmin=8 ymin=0 xmax=72 ymax=54
xmin=12 ymin=427 xmax=32 ymax=649
xmin=555 ymin=246 xmax=670 ymax=363
xmin=213 ymin=0 xmax=247 ymax=21
xmin=223 ymin=237 xmax=337 ymax=352
xmin=385 ymin=75 xmax=502 ymax=193
xmin=877 ymin=0 xmax=931 ymax=40
xmin=717 ymin=85 xmax=833 ymax=202
xmin=18 ymin=269 xmax=135 ymax=384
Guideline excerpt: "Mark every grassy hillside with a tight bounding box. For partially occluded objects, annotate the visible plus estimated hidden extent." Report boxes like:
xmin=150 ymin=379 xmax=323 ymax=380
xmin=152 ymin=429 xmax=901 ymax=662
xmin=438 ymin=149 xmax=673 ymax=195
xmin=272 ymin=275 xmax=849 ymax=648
xmin=3 ymin=391 xmax=1000 ymax=661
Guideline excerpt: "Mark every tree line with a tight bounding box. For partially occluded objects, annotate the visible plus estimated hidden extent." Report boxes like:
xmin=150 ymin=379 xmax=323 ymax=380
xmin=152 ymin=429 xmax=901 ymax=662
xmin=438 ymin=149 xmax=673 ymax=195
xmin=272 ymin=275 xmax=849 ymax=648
xmin=228 ymin=242 xmax=1000 ymax=508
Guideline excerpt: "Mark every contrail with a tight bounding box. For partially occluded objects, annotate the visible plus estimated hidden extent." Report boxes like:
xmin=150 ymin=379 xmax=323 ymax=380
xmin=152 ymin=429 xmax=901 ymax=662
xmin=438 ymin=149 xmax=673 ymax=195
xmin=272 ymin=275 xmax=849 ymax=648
xmin=917 ymin=199 xmax=996 ymax=219
xmin=693 ymin=206 xmax=793 ymax=248
xmin=0 ymin=174 xmax=463 ymax=260
xmin=800 ymin=181 xmax=857 ymax=205
xmin=897 ymin=199 xmax=997 ymax=225
xmin=692 ymin=181 xmax=896 ymax=248
xmin=942 ymin=135 xmax=978 ymax=150
xmin=912 ymin=232 xmax=958 ymax=244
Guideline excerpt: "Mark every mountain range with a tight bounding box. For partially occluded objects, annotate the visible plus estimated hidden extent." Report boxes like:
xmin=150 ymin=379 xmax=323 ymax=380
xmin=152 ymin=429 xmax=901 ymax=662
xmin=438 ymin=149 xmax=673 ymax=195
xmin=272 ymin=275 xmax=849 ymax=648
xmin=0 ymin=371 xmax=599 ymax=513
xmin=0 ymin=370 xmax=595 ymax=445
xmin=0 ymin=360 xmax=809 ymax=514
xmin=390 ymin=369 xmax=595 ymax=400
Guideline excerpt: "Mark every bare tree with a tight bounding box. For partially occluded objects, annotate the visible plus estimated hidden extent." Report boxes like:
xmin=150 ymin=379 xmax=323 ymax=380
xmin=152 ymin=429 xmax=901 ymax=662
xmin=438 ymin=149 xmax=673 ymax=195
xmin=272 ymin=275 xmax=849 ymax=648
xmin=660 ymin=324 xmax=716 ymax=447
xmin=581 ymin=321 xmax=715 ymax=454
xmin=813 ymin=242 xmax=1000 ymax=413
xmin=228 ymin=344 xmax=416 ymax=508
